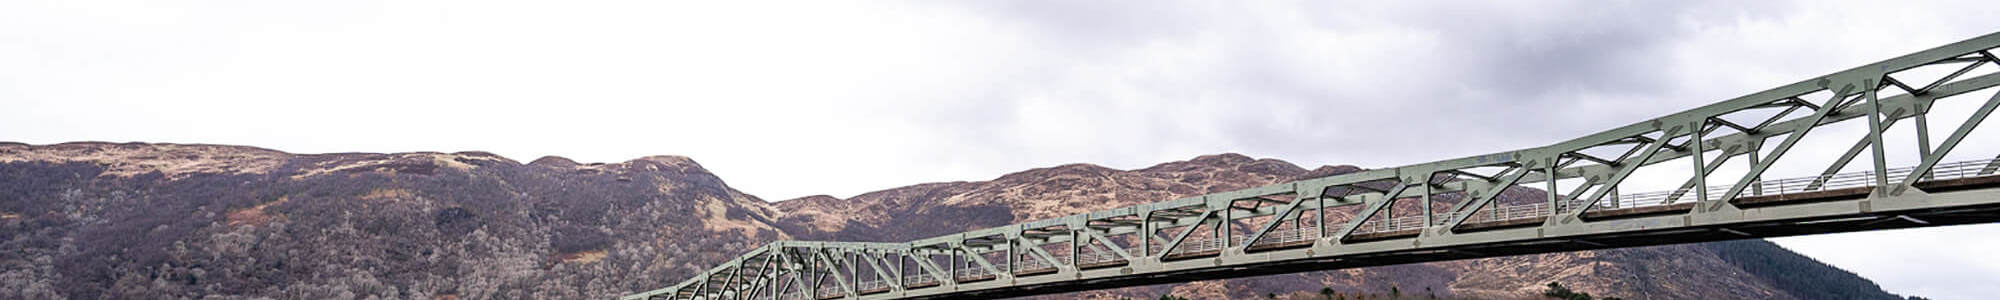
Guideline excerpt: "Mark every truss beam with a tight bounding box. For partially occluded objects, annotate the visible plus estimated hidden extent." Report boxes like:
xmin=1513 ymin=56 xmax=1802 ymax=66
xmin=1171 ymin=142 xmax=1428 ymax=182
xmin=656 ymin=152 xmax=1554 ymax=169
xmin=628 ymin=32 xmax=2000 ymax=300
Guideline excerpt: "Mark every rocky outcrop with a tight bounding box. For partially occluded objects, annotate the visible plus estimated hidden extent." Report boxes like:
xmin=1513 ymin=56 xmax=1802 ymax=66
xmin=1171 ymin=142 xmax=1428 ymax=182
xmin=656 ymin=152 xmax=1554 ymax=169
xmin=529 ymin=155 xmax=581 ymax=168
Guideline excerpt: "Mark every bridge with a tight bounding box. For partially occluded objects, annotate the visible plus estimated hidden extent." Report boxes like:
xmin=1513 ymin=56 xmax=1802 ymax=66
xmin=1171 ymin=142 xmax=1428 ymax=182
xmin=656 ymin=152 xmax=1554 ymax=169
xmin=625 ymin=32 xmax=2000 ymax=300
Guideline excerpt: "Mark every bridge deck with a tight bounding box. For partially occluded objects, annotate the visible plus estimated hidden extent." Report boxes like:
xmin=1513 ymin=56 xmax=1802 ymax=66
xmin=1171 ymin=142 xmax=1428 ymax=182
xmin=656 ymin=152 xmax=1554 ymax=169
xmin=814 ymin=162 xmax=2000 ymax=300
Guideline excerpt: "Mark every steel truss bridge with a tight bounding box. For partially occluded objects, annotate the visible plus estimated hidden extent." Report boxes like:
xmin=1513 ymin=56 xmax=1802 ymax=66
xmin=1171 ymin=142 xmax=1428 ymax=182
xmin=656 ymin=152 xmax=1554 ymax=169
xmin=626 ymin=32 xmax=2000 ymax=300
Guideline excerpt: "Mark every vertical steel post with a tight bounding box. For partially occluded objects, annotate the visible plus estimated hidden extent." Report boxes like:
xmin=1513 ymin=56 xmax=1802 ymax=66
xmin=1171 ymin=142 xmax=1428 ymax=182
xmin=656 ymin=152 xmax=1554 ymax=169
xmin=1139 ymin=211 xmax=1152 ymax=257
xmin=1749 ymin=144 xmax=1763 ymax=196
xmin=1546 ymin=156 xmax=1559 ymax=215
xmin=1918 ymin=113 xmax=1934 ymax=158
xmin=1317 ymin=193 xmax=1328 ymax=239
xmin=1692 ymin=120 xmax=1710 ymax=202
xmin=1006 ymin=239 xmax=1016 ymax=276
xmin=1218 ymin=200 xmax=1230 ymax=249
xmin=1866 ymin=77 xmax=1893 ymax=191
xmin=1421 ymin=172 xmax=1434 ymax=226
xmin=1917 ymin=113 xmax=1935 ymax=181
xmin=1070 ymin=230 xmax=1081 ymax=269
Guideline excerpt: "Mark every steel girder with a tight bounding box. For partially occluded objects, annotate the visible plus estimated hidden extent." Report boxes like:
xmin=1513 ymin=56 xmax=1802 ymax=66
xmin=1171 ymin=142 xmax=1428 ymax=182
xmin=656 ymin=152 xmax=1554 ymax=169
xmin=625 ymin=32 xmax=2000 ymax=300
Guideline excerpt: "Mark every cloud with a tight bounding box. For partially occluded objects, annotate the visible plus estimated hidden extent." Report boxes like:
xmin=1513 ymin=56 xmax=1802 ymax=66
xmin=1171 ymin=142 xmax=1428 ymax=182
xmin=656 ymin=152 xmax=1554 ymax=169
xmin=876 ymin=2 xmax=1785 ymax=169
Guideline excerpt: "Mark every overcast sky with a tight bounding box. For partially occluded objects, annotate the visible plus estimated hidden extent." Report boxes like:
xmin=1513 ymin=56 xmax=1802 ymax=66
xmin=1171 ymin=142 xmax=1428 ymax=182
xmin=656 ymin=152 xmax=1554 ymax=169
xmin=6 ymin=0 xmax=2000 ymax=298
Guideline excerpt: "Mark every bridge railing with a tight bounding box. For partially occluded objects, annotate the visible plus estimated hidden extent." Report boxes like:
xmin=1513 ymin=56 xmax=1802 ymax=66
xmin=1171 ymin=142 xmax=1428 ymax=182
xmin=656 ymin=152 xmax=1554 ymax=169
xmin=900 ymin=272 xmax=937 ymax=287
xmin=854 ymin=280 xmax=891 ymax=293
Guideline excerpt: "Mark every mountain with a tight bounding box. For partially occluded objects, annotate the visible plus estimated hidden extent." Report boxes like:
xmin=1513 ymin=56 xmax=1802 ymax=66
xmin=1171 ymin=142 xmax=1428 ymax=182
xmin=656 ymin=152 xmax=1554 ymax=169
xmin=0 ymin=142 xmax=1904 ymax=299
xmin=0 ymin=142 xmax=787 ymax=299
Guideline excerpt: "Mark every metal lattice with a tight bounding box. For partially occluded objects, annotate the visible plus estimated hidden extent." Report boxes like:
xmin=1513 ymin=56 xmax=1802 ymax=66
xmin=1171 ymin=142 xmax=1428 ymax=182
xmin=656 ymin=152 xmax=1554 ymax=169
xmin=626 ymin=32 xmax=2000 ymax=300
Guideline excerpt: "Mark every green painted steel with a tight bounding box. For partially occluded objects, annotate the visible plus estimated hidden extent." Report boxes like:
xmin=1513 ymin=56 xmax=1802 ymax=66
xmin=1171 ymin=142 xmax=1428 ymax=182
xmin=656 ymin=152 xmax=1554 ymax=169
xmin=625 ymin=32 xmax=2000 ymax=300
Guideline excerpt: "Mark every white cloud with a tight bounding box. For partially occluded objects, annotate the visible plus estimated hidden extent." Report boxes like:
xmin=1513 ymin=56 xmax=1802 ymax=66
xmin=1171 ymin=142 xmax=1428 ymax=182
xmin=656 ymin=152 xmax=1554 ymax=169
xmin=5 ymin=0 xmax=2000 ymax=298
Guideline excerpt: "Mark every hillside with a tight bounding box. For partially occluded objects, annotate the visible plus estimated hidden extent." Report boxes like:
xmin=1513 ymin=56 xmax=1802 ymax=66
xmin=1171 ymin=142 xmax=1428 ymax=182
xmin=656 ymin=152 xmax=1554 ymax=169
xmin=0 ymin=142 xmax=1901 ymax=299
xmin=0 ymin=142 xmax=787 ymax=299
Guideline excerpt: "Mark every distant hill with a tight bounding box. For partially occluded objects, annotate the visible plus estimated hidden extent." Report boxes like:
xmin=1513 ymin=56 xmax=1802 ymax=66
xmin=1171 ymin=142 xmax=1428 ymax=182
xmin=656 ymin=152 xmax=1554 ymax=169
xmin=0 ymin=142 xmax=1904 ymax=299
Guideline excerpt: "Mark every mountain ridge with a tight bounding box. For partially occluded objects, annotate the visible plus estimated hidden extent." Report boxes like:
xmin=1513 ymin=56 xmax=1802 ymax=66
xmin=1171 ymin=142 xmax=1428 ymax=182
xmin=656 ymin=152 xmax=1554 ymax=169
xmin=0 ymin=142 xmax=1903 ymax=299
